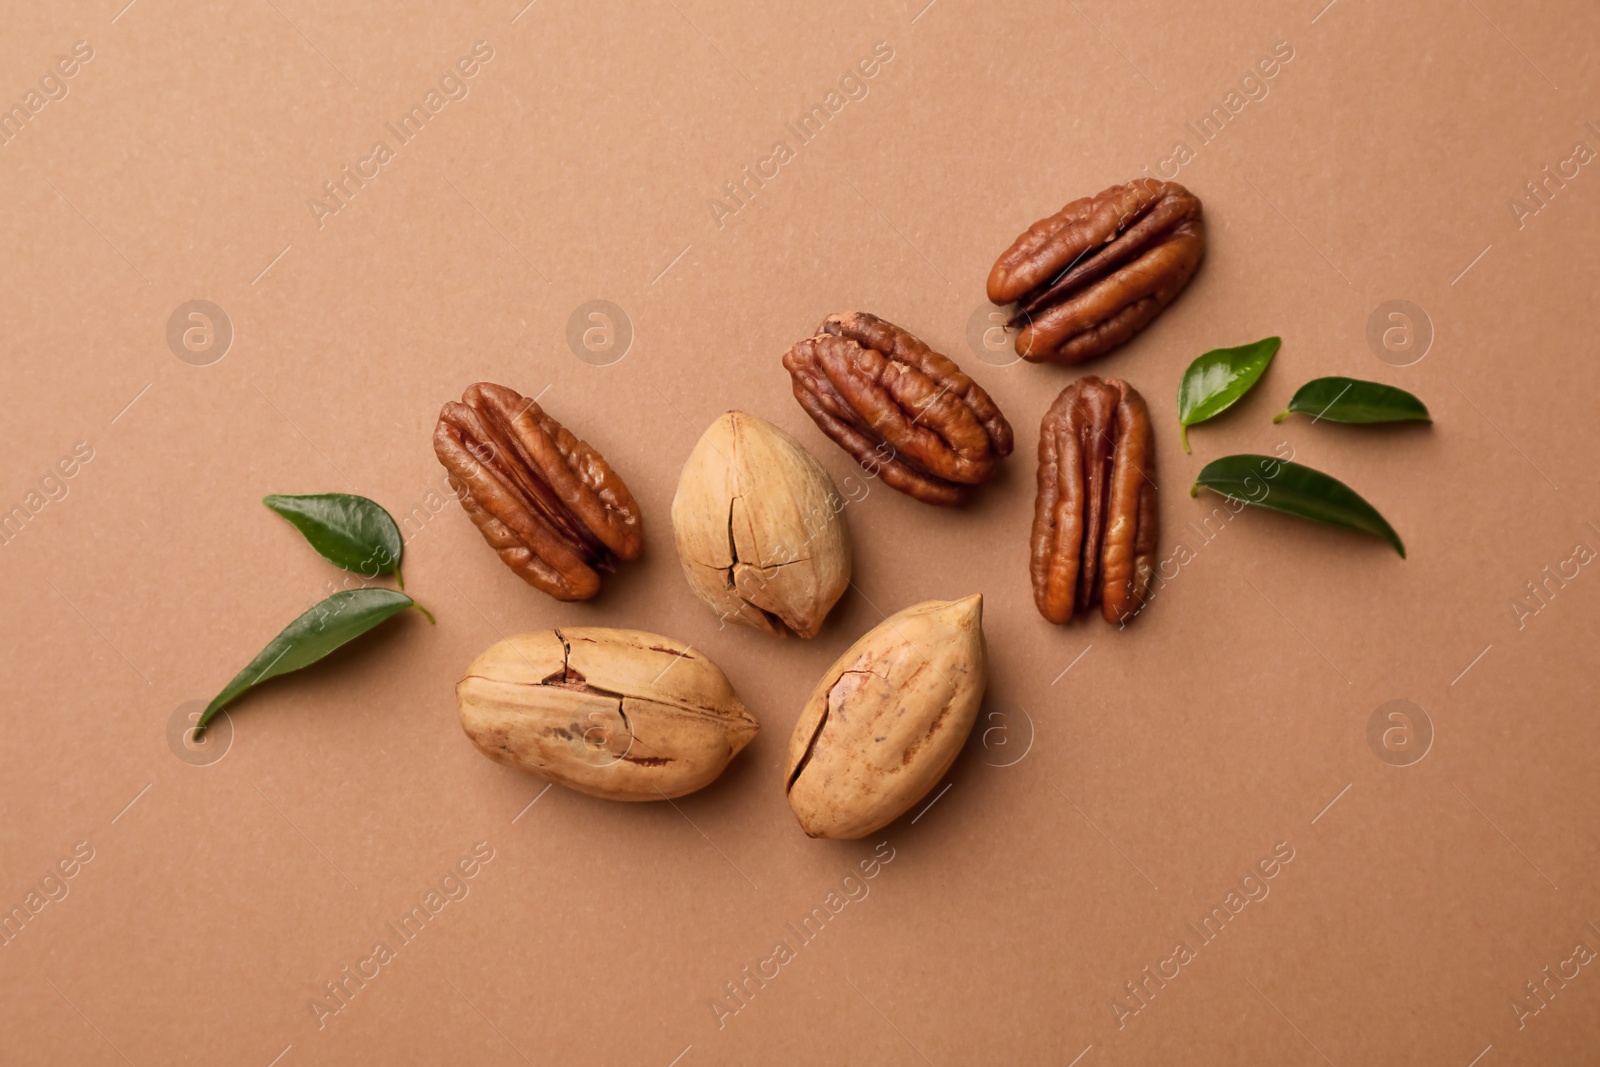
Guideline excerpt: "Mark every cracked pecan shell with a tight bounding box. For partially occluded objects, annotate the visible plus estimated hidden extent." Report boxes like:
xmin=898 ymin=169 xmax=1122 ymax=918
xmin=671 ymin=411 xmax=851 ymax=638
xmin=988 ymin=179 xmax=1205 ymax=365
xmin=785 ymin=595 xmax=986 ymax=839
xmin=457 ymin=627 xmax=759 ymax=801
xmin=1031 ymin=377 xmax=1158 ymax=625
xmin=434 ymin=382 xmax=643 ymax=601
xmin=782 ymin=312 xmax=1014 ymax=506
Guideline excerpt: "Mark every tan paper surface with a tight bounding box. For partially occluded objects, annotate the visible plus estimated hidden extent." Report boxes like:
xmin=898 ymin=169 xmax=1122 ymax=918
xmin=3 ymin=1 xmax=1598 ymax=1063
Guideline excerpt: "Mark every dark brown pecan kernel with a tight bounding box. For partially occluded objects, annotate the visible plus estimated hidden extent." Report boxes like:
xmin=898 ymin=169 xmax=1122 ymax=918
xmin=433 ymin=383 xmax=643 ymax=601
xmin=781 ymin=312 xmax=1014 ymax=506
xmin=988 ymin=179 xmax=1205 ymax=365
xmin=1031 ymin=377 xmax=1158 ymax=625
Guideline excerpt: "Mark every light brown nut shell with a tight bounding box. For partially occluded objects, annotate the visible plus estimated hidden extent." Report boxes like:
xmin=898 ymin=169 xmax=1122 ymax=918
xmin=671 ymin=411 xmax=851 ymax=638
xmin=457 ymin=628 xmax=759 ymax=801
xmin=785 ymin=595 xmax=987 ymax=839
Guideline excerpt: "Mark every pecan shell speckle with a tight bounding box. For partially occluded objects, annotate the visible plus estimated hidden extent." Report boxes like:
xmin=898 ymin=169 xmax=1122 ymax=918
xmin=989 ymin=179 xmax=1205 ymax=365
xmin=782 ymin=312 xmax=1014 ymax=506
xmin=1031 ymin=376 xmax=1158 ymax=624
xmin=434 ymin=382 xmax=643 ymax=601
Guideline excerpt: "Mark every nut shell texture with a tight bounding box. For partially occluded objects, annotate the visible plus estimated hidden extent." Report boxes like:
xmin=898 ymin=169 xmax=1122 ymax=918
xmin=785 ymin=595 xmax=987 ymax=839
xmin=671 ymin=411 xmax=851 ymax=638
xmin=457 ymin=628 xmax=758 ymax=801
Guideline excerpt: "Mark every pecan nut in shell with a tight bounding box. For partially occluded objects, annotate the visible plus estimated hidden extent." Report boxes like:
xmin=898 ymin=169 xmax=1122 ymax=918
xmin=782 ymin=312 xmax=1014 ymax=506
xmin=1031 ymin=377 xmax=1158 ymax=624
xmin=671 ymin=411 xmax=852 ymax=639
xmin=785 ymin=595 xmax=986 ymax=839
xmin=434 ymin=382 xmax=643 ymax=601
xmin=457 ymin=627 xmax=759 ymax=801
xmin=988 ymin=179 xmax=1204 ymax=365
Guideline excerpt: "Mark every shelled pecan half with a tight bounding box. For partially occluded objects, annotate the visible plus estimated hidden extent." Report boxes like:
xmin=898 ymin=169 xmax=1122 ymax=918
xmin=988 ymin=179 xmax=1205 ymax=365
xmin=782 ymin=312 xmax=1014 ymax=506
xmin=1031 ymin=377 xmax=1158 ymax=625
xmin=434 ymin=382 xmax=643 ymax=601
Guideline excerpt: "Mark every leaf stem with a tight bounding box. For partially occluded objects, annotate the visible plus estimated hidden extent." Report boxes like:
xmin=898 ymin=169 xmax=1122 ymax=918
xmin=193 ymin=697 xmax=225 ymax=740
xmin=410 ymin=598 xmax=436 ymax=624
xmin=192 ymin=588 xmax=416 ymax=741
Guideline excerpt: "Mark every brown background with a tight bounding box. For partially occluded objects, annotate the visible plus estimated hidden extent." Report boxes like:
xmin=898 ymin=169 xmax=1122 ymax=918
xmin=3 ymin=0 xmax=1598 ymax=1064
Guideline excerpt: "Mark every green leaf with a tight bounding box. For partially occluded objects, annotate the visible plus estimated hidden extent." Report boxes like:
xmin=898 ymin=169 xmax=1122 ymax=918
xmin=1273 ymin=376 xmax=1431 ymax=425
xmin=264 ymin=493 xmax=406 ymax=587
xmin=194 ymin=588 xmax=424 ymax=738
xmin=1177 ymin=336 xmax=1281 ymax=452
xmin=1190 ymin=454 xmax=1405 ymax=558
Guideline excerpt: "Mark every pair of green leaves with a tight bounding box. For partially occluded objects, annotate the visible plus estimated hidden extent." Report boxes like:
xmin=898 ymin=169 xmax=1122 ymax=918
xmin=1178 ymin=339 xmax=1426 ymax=558
xmin=194 ymin=494 xmax=429 ymax=738
xmin=1176 ymin=337 xmax=1430 ymax=450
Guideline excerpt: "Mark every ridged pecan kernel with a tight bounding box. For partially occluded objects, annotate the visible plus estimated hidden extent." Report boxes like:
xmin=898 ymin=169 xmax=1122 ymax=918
xmin=433 ymin=383 xmax=643 ymax=601
xmin=782 ymin=312 xmax=1014 ymax=506
xmin=989 ymin=179 xmax=1205 ymax=365
xmin=1031 ymin=376 xmax=1158 ymax=624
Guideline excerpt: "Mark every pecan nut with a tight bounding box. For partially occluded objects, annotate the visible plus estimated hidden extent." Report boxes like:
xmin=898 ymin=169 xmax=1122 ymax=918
xmin=988 ymin=179 xmax=1205 ymax=365
xmin=434 ymin=382 xmax=643 ymax=601
xmin=781 ymin=312 xmax=1014 ymax=506
xmin=1031 ymin=377 xmax=1158 ymax=624
xmin=672 ymin=411 xmax=852 ymax=639
xmin=785 ymin=595 xmax=986 ymax=839
xmin=457 ymin=627 xmax=759 ymax=802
